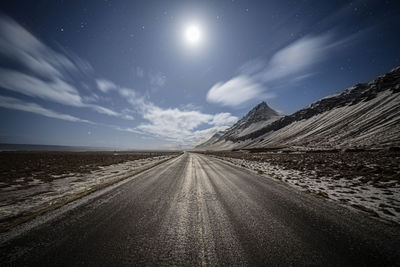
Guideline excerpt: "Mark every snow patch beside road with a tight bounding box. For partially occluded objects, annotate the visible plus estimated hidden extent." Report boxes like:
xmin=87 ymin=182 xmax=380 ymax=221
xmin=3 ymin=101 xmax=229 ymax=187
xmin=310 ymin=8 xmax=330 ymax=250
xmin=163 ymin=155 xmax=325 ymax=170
xmin=0 ymin=155 xmax=175 ymax=225
xmin=214 ymin=156 xmax=400 ymax=224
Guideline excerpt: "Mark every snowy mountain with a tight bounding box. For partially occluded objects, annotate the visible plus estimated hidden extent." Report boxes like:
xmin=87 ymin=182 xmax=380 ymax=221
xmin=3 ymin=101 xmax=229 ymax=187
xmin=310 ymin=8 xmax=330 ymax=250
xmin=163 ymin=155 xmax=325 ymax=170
xmin=196 ymin=102 xmax=283 ymax=149
xmin=222 ymin=101 xmax=282 ymax=139
xmin=197 ymin=66 xmax=400 ymax=151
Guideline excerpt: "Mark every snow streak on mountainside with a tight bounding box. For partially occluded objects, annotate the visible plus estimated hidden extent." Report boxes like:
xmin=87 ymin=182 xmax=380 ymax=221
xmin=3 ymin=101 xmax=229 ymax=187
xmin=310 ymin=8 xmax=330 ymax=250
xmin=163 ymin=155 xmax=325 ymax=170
xmin=198 ymin=130 xmax=226 ymax=148
xmin=198 ymin=66 xmax=400 ymax=150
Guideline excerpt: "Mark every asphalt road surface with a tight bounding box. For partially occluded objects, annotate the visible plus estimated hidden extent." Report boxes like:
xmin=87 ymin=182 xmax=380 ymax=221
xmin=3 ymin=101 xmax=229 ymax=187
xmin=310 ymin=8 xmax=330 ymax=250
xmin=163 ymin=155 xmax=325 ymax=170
xmin=1 ymin=152 xmax=400 ymax=266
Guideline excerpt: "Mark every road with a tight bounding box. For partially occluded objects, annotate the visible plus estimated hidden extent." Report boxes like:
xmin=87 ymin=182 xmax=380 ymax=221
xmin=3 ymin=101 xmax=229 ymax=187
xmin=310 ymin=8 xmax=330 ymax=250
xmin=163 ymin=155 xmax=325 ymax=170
xmin=1 ymin=152 xmax=400 ymax=266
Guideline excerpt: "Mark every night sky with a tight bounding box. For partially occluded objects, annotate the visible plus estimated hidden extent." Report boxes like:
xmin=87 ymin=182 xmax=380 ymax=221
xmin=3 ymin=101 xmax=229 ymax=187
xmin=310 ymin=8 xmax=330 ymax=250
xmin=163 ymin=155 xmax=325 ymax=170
xmin=0 ymin=0 xmax=399 ymax=149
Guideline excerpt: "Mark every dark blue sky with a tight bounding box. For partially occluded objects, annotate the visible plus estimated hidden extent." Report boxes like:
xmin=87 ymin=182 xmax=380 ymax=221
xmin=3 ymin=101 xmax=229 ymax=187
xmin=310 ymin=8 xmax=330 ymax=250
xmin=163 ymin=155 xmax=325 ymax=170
xmin=0 ymin=0 xmax=399 ymax=149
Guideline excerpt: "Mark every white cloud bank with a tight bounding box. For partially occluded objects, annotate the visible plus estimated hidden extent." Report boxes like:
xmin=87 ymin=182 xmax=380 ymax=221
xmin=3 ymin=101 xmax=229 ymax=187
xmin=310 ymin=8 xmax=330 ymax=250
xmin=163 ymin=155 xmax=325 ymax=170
xmin=207 ymin=33 xmax=344 ymax=107
xmin=128 ymin=99 xmax=238 ymax=146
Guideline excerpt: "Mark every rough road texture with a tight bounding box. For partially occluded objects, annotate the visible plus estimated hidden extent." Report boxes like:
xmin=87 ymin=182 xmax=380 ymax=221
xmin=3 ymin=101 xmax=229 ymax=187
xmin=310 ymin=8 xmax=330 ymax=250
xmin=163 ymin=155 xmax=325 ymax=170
xmin=1 ymin=153 xmax=400 ymax=266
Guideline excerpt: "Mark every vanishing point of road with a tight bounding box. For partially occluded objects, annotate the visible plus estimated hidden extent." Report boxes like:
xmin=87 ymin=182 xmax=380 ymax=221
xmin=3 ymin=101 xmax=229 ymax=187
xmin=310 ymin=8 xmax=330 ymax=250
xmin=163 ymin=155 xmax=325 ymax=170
xmin=1 ymin=152 xmax=400 ymax=266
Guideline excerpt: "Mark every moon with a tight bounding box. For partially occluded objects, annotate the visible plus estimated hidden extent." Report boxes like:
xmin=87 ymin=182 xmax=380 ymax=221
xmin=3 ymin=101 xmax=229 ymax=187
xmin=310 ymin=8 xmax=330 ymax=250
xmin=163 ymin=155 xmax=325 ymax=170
xmin=184 ymin=24 xmax=202 ymax=46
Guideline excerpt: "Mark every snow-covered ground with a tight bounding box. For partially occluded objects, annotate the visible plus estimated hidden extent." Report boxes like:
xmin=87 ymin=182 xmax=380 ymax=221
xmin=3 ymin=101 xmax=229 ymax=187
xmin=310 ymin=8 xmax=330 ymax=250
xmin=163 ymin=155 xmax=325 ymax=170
xmin=214 ymin=156 xmax=400 ymax=224
xmin=0 ymin=155 xmax=175 ymax=225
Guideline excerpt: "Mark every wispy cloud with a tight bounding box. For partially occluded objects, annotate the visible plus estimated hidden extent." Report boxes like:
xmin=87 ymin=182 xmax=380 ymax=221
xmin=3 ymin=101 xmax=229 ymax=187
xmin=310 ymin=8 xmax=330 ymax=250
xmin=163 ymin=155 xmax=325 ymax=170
xmin=0 ymin=94 xmax=144 ymax=134
xmin=149 ymin=71 xmax=166 ymax=88
xmin=0 ymin=95 xmax=93 ymax=124
xmin=0 ymin=16 xmax=75 ymax=79
xmin=207 ymin=75 xmax=264 ymax=106
xmin=95 ymin=79 xmax=118 ymax=93
xmin=136 ymin=66 xmax=144 ymax=78
xmin=0 ymin=68 xmax=82 ymax=106
xmin=207 ymin=33 xmax=350 ymax=107
xmin=0 ymin=15 xmax=128 ymax=120
xmin=0 ymin=68 xmax=124 ymax=118
xmin=258 ymin=34 xmax=333 ymax=83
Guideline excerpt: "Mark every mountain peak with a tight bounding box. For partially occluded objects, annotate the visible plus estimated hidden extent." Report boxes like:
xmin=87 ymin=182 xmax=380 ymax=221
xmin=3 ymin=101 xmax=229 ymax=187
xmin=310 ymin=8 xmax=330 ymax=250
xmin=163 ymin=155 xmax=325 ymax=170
xmin=254 ymin=101 xmax=268 ymax=109
xmin=245 ymin=101 xmax=280 ymax=121
xmin=196 ymin=101 xmax=282 ymax=148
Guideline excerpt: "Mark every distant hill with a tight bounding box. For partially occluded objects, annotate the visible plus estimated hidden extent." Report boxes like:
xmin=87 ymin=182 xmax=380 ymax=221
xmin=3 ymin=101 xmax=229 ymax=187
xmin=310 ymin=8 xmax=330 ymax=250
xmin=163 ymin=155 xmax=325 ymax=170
xmin=197 ymin=66 xmax=400 ymax=151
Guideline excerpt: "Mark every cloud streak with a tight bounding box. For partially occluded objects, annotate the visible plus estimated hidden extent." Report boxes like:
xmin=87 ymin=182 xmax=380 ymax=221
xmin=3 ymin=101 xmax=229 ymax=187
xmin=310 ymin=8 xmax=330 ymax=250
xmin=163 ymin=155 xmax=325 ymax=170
xmin=0 ymin=95 xmax=93 ymax=124
xmin=95 ymin=79 xmax=118 ymax=93
xmin=207 ymin=75 xmax=264 ymax=106
xmin=0 ymin=15 xmax=128 ymax=120
xmin=149 ymin=71 xmax=166 ymax=88
xmin=207 ymin=33 xmax=349 ymax=107
xmin=0 ymin=16 xmax=75 ymax=79
xmin=259 ymin=34 xmax=333 ymax=83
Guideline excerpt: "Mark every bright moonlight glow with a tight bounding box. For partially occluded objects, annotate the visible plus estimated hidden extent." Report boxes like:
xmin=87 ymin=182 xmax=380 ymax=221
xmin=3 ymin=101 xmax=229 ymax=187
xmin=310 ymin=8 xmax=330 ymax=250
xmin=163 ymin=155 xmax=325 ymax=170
xmin=185 ymin=25 xmax=202 ymax=45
